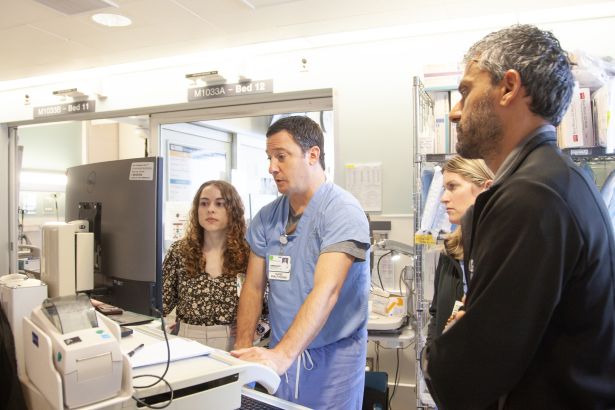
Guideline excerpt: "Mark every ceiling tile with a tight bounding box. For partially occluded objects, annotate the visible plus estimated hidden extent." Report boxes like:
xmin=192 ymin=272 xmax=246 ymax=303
xmin=0 ymin=0 xmax=612 ymax=82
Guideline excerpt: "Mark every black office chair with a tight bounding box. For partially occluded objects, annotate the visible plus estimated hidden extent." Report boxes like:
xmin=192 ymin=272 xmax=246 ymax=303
xmin=363 ymin=371 xmax=388 ymax=410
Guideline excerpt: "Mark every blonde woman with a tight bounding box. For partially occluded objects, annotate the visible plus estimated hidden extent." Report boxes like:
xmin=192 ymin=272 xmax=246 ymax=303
xmin=162 ymin=180 xmax=249 ymax=350
xmin=425 ymin=156 xmax=493 ymax=345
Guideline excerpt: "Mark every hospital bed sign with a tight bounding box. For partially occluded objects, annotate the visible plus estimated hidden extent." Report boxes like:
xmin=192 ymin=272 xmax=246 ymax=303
xmin=188 ymin=79 xmax=273 ymax=101
xmin=34 ymin=100 xmax=96 ymax=118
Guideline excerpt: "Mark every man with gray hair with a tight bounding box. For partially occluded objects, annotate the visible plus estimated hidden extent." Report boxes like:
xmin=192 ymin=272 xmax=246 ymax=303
xmin=423 ymin=25 xmax=615 ymax=409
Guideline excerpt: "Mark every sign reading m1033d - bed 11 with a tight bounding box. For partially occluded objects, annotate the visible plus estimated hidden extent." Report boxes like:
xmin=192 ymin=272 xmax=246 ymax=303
xmin=33 ymin=100 xmax=96 ymax=118
xmin=187 ymin=79 xmax=273 ymax=101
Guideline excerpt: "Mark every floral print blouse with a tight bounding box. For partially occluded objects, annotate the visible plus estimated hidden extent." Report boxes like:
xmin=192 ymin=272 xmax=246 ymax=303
xmin=162 ymin=240 xmax=240 ymax=326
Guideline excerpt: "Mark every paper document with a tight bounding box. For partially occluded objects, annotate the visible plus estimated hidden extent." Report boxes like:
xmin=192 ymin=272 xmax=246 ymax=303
xmin=127 ymin=338 xmax=213 ymax=368
xmin=344 ymin=162 xmax=382 ymax=212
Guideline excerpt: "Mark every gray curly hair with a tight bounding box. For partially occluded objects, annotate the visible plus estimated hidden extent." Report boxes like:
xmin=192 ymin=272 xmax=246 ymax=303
xmin=464 ymin=24 xmax=575 ymax=126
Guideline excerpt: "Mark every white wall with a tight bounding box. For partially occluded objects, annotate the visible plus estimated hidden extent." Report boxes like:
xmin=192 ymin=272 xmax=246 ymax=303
xmin=18 ymin=122 xmax=82 ymax=171
xmin=88 ymin=122 xmax=118 ymax=163
xmin=119 ymin=123 xmax=148 ymax=159
xmin=205 ymin=116 xmax=270 ymax=137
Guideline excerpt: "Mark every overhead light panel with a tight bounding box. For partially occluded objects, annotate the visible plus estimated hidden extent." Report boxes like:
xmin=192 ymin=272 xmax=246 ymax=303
xmin=52 ymin=86 xmax=107 ymax=100
xmin=185 ymin=70 xmax=227 ymax=86
xmin=34 ymin=0 xmax=118 ymax=15
xmin=92 ymin=13 xmax=132 ymax=27
xmin=52 ymin=88 xmax=87 ymax=98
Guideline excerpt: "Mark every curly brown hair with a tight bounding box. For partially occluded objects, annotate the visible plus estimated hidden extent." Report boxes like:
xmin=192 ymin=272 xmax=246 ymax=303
xmin=181 ymin=180 xmax=249 ymax=278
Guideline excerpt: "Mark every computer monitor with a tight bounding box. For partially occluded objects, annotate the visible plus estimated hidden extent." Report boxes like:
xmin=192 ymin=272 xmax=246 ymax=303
xmin=65 ymin=157 xmax=163 ymax=315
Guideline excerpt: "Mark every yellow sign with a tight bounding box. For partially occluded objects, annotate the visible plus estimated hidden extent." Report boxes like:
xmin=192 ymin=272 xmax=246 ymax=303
xmin=414 ymin=233 xmax=436 ymax=245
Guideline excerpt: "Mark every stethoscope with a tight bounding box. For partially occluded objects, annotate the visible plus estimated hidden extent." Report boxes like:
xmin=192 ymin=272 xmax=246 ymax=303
xmin=279 ymin=201 xmax=304 ymax=248
xmin=278 ymin=231 xmax=290 ymax=256
xmin=280 ymin=233 xmax=289 ymax=245
xmin=279 ymin=224 xmax=296 ymax=250
xmin=279 ymin=221 xmax=298 ymax=246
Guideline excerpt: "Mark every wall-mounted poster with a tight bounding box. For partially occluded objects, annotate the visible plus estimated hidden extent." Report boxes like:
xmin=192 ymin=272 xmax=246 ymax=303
xmin=167 ymin=142 xmax=227 ymax=202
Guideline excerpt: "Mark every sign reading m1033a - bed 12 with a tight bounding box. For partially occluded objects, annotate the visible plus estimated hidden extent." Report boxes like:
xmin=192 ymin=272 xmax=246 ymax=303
xmin=187 ymin=79 xmax=273 ymax=101
xmin=33 ymin=100 xmax=96 ymax=118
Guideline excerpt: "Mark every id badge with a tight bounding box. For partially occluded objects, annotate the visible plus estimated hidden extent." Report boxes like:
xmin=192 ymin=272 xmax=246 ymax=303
xmin=268 ymin=255 xmax=291 ymax=281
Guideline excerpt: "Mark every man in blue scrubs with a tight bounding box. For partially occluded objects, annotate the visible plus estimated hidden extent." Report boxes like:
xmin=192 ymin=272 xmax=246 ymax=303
xmin=232 ymin=115 xmax=370 ymax=409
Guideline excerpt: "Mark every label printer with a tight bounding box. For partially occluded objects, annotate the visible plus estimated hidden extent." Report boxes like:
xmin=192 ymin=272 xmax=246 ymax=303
xmin=23 ymin=294 xmax=132 ymax=409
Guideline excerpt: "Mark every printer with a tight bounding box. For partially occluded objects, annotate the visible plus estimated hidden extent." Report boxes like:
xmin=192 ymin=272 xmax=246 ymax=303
xmin=20 ymin=296 xmax=296 ymax=410
xmin=22 ymin=294 xmax=132 ymax=409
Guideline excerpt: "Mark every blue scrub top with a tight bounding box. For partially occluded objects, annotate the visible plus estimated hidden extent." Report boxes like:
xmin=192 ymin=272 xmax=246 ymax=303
xmin=247 ymin=183 xmax=370 ymax=349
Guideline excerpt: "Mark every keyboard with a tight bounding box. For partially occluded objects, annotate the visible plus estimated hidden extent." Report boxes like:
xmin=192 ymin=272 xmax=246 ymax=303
xmin=240 ymin=394 xmax=283 ymax=410
xmin=108 ymin=310 xmax=155 ymax=326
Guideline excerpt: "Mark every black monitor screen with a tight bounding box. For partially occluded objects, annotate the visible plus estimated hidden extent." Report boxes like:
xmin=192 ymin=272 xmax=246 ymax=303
xmin=65 ymin=157 xmax=163 ymax=314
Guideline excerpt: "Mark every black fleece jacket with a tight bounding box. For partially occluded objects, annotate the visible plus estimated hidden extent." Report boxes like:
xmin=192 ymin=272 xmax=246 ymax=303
xmin=426 ymin=131 xmax=615 ymax=409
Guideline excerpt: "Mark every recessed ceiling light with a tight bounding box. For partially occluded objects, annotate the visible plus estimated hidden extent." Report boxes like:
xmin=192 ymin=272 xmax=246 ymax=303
xmin=92 ymin=13 xmax=132 ymax=27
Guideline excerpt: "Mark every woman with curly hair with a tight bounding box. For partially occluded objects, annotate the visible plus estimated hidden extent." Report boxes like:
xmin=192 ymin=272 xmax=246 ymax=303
xmin=162 ymin=180 xmax=249 ymax=350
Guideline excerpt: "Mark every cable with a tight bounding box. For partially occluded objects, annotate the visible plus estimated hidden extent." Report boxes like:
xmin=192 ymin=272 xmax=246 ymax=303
xmin=376 ymin=250 xmax=393 ymax=290
xmin=388 ymin=348 xmax=400 ymax=410
xmin=399 ymin=266 xmax=414 ymax=317
xmin=130 ymin=310 xmax=175 ymax=409
xmin=375 ymin=342 xmax=380 ymax=372
xmin=375 ymin=341 xmax=414 ymax=409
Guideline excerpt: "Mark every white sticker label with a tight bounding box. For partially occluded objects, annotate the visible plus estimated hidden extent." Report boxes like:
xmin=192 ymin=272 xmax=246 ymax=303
xmin=129 ymin=162 xmax=154 ymax=181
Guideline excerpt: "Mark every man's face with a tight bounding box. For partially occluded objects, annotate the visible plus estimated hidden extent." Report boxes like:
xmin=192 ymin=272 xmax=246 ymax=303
xmin=266 ymin=130 xmax=311 ymax=196
xmin=451 ymin=61 xmax=504 ymax=160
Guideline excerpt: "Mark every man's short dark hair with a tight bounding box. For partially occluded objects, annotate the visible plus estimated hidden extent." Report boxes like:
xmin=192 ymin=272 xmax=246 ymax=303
xmin=267 ymin=115 xmax=325 ymax=170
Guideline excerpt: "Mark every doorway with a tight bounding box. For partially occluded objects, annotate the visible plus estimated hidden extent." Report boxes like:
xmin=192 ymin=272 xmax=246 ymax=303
xmin=9 ymin=90 xmax=333 ymax=275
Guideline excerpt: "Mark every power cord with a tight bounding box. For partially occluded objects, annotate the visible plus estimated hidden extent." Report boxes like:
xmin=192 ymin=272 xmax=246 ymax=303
xmin=130 ymin=309 xmax=174 ymax=409
xmin=376 ymin=250 xmax=393 ymax=290
xmin=375 ymin=342 xmax=380 ymax=371
xmin=387 ymin=348 xmax=400 ymax=410
xmin=399 ymin=265 xmax=414 ymax=316
xmin=377 ymin=341 xmax=414 ymax=410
